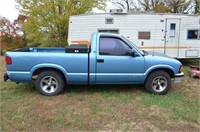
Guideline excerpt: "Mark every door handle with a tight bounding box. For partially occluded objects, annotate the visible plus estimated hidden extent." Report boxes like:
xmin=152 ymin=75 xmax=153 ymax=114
xmin=97 ymin=59 xmax=104 ymax=63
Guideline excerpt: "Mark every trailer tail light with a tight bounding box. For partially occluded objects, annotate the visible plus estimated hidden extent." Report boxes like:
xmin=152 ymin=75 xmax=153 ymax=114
xmin=5 ymin=56 xmax=12 ymax=64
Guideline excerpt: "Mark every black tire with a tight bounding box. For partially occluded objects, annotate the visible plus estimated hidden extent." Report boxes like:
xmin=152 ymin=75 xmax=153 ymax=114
xmin=35 ymin=70 xmax=65 ymax=96
xmin=145 ymin=70 xmax=171 ymax=95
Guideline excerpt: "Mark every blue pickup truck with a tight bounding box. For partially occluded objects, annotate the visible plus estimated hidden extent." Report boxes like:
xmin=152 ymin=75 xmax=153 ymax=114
xmin=4 ymin=33 xmax=184 ymax=96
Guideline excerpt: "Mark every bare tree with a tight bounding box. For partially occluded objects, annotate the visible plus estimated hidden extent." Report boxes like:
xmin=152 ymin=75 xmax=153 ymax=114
xmin=138 ymin=0 xmax=152 ymax=11
xmin=151 ymin=0 xmax=161 ymax=9
xmin=112 ymin=0 xmax=137 ymax=12
xmin=0 ymin=17 xmax=17 ymax=40
xmin=153 ymin=2 xmax=171 ymax=13
xmin=0 ymin=16 xmax=24 ymax=50
xmin=138 ymin=0 xmax=168 ymax=12
xmin=111 ymin=0 xmax=198 ymax=14
xmin=194 ymin=0 xmax=200 ymax=14
xmin=165 ymin=0 xmax=193 ymax=13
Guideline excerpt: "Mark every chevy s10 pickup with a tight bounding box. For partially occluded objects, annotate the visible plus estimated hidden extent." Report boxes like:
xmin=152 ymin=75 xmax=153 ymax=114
xmin=4 ymin=33 xmax=184 ymax=96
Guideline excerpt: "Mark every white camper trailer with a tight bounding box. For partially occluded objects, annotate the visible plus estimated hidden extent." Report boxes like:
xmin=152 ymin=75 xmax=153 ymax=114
xmin=68 ymin=12 xmax=200 ymax=59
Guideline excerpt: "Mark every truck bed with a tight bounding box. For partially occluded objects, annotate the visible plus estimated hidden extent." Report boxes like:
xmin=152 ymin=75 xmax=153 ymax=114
xmin=14 ymin=47 xmax=66 ymax=53
xmin=14 ymin=44 xmax=88 ymax=53
xmin=6 ymin=50 xmax=89 ymax=84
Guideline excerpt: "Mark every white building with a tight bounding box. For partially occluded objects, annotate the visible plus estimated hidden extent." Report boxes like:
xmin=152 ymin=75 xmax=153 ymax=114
xmin=68 ymin=12 xmax=200 ymax=59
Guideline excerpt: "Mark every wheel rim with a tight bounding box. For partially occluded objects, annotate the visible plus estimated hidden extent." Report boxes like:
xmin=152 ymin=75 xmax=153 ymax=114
xmin=152 ymin=76 xmax=168 ymax=92
xmin=40 ymin=76 xmax=58 ymax=94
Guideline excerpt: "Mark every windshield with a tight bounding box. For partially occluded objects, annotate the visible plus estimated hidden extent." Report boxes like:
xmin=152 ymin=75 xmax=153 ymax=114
xmin=122 ymin=36 xmax=144 ymax=56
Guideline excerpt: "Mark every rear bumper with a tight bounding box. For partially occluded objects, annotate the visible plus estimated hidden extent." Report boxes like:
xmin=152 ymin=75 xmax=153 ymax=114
xmin=4 ymin=73 xmax=9 ymax=82
xmin=174 ymin=72 xmax=184 ymax=83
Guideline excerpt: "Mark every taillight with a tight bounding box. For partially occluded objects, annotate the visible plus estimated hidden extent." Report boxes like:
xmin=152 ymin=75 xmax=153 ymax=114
xmin=5 ymin=56 xmax=12 ymax=64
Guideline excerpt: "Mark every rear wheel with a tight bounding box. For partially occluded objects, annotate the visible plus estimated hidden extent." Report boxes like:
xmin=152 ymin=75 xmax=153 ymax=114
xmin=145 ymin=70 xmax=171 ymax=95
xmin=35 ymin=71 xmax=65 ymax=96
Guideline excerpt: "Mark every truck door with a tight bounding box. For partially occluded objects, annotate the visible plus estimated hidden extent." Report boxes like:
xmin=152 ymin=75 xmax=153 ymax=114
xmin=165 ymin=19 xmax=180 ymax=57
xmin=95 ymin=36 xmax=145 ymax=84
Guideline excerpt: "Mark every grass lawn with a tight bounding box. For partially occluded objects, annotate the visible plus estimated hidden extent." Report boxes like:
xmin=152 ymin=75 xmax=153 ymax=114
xmin=0 ymin=56 xmax=200 ymax=131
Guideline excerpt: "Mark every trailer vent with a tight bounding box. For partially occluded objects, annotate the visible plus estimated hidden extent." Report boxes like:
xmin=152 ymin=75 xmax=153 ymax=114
xmin=110 ymin=9 xmax=127 ymax=14
xmin=98 ymin=29 xmax=119 ymax=34
xmin=105 ymin=18 xmax=114 ymax=24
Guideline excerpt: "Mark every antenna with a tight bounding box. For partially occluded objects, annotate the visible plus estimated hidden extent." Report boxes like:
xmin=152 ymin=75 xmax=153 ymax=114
xmin=153 ymin=25 xmax=157 ymax=56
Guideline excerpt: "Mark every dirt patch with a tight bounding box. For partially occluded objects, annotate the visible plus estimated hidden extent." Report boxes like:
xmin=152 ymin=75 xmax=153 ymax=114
xmin=0 ymin=56 xmax=6 ymax=80
xmin=174 ymin=75 xmax=200 ymax=99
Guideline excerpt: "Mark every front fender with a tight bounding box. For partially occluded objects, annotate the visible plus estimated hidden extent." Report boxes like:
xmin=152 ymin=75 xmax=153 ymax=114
xmin=144 ymin=64 xmax=176 ymax=79
xmin=30 ymin=63 xmax=68 ymax=79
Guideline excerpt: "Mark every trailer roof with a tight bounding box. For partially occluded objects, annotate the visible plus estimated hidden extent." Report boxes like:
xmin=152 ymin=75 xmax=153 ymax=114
xmin=70 ymin=12 xmax=199 ymax=17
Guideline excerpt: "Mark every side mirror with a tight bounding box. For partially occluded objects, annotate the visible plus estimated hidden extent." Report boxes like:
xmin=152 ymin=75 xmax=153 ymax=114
xmin=126 ymin=50 xmax=137 ymax=57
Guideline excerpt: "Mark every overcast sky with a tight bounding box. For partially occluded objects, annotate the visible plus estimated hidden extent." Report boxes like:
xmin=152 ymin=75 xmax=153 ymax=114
xmin=0 ymin=0 xmax=19 ymax=22
xmin=0 ymin=0 xmax=115 ymax=22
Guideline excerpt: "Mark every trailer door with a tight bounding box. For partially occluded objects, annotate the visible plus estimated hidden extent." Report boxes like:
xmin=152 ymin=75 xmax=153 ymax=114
xmin=165 ymin=19 xmax=180 ymax=57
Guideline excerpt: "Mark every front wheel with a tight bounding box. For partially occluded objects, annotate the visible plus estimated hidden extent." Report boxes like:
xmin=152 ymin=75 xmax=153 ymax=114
xmin=145 ymin=70 xmax=171 ymax=95
xmin=35 ymin=71 xmax=65 ymax=96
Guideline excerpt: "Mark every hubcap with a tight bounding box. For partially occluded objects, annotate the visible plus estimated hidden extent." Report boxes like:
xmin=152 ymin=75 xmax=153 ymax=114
xmin=152 ymin=76 xmax=167 ymax=92
xmin=40 ymin=76 xmax=58 ymax=93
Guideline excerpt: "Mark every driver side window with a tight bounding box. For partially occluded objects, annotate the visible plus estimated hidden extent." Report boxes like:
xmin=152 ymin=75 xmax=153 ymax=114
xmin=99 ymin=37 xmax=131 ymax=55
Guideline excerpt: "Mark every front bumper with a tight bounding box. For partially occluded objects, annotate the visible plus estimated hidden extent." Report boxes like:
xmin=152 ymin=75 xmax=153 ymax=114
xmin=4 ymin=73 xmax=9 ymax=82
xmin=174 ymin=72 xmax=184 ymax=83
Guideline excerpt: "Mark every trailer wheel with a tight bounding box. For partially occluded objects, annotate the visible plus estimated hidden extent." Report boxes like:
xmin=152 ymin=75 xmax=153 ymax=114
xmin=145 ymin=70 xmax=171 ymax=95
xmin=35 ymin=71 xmax=64 ymax=96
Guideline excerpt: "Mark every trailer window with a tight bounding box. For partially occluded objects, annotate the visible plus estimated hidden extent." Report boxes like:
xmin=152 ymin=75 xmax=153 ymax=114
xmin=187 ymin=30 xmax=199 ymax=39
xmin=105 ymin=18 xmax=114 ymax=24
xmin=170 ymin=23 xmax=176 ymax=38
xmin=138 ymin=32 xmax=151 ymax=39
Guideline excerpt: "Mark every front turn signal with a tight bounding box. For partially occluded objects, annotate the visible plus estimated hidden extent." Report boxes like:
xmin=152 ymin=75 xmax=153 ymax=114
xmin=179 ymin=66 xmax=183 ymax=73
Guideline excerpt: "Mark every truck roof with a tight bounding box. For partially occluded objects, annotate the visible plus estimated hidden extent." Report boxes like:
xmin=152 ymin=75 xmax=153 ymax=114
xmin=93 ymin=32 xmax=122 ymax=37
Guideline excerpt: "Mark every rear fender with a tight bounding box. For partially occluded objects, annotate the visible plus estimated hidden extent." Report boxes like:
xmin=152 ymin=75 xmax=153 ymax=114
xmin=31 ymin=63 xmax=68 ymax=80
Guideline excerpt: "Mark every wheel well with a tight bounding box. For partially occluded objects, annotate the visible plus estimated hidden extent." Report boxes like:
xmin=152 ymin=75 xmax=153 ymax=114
xmin=32 ymin=68 xmax=67 ymax=83
xmin=146 ymin=68 xmax=174 ymax=79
